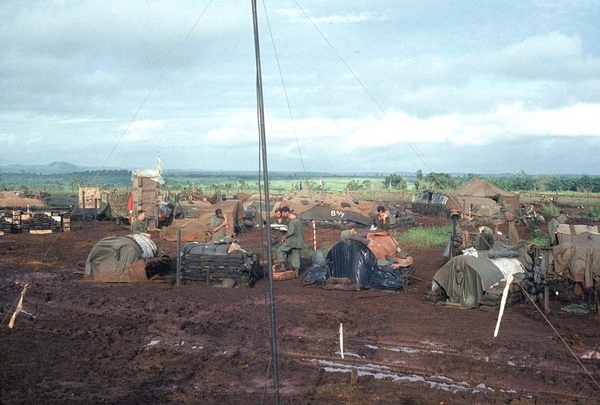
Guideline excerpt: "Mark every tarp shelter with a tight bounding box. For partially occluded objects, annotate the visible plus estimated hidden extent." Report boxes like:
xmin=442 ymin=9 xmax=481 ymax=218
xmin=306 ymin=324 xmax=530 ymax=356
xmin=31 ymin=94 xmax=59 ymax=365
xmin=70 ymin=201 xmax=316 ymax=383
xmin=553 ymin=224 xmax=600 ymax=288
xmin=311 ymin=231 xmax=414 ymax=290
xmin=160 ymin=200 xmax=245 ymax=242
xmin=101 ymin=191 xmax=131 ymax=220
xmin=84 ymin=234 xmax=157 ymax=282
xmin=174 ymin=200 xmax=213 ymax=218
xmin=159 ymin=218 xmax=211 ymax=242
xmin=448 ymin=178 xmax=520 ymax=217
xmin=432 ymin=241 xmax=530 ymax=308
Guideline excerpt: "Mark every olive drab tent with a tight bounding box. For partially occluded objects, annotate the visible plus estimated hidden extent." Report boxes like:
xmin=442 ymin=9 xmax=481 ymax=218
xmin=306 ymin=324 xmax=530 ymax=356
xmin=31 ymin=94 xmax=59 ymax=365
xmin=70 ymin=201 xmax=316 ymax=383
xmin=84 ymin=234 xmax=158 ymax=282
xmin=447 ymin=178 xmax=520 ymax=217
xmin=432 ymin=241 xmax=531 ymax=308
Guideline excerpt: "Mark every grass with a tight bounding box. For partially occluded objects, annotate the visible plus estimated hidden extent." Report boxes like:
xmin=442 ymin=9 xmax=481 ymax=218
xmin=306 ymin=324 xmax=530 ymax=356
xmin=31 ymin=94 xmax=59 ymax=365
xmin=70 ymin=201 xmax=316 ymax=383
xmin=537 ymin=203 xmax=559 ymax=218
xmin=391 ymin=225 xmax=453 ymax=249
xmin=393 ymin=222 xmax=552 ymax=251
xmin=526 ymin=230 xmax=550 ymax=246
xmin=581 ymin=207 xmax=600 ymax=221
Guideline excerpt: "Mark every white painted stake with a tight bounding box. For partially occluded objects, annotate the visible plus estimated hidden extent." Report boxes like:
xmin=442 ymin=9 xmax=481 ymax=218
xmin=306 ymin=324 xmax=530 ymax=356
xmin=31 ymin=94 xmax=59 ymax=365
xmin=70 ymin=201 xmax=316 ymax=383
xmin=9 ymin=283 xmax=29 ymax=329
xmin=312 ymin=220 xmax=317 ymax=252
xmin=494 ymin=273 xmax=514 ymax=338
xmin=339 ymin=323 xmax=344 ymax=359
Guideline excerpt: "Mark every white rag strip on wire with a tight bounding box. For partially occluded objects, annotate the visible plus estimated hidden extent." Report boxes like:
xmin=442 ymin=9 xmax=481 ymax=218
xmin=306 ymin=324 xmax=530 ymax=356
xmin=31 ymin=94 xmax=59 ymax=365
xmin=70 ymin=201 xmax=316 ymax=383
xmin=491 ymin=258 xmax=524 ymax=279
xmin=129 ymin=234 xmax=158 ymax=258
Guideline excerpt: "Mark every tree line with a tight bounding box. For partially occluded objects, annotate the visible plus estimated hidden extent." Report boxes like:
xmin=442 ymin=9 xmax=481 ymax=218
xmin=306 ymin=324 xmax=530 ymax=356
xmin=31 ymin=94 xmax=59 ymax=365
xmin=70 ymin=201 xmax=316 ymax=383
xmin=380 ymin=170 xmax=600 ymax=193
xmin=3 ymin=168 xmax=600 ymax=195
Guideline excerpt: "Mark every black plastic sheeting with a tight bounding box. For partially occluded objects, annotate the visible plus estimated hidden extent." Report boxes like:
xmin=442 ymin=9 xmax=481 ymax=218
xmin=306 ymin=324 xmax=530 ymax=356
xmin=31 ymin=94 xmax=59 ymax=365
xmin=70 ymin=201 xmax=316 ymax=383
xmin=303 ymin=266 xmax=328 ymax=285
xmin=310 ymin=240 xmax=413 ymax=291
xmin=370 ymin=266 xmax=403 ymax=290
xmin=326 ymin=240 xmax=377 ymax=286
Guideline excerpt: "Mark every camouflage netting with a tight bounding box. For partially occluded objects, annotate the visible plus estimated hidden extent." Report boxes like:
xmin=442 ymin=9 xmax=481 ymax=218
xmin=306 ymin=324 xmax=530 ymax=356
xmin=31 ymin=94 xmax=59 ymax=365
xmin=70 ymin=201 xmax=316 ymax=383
xmin=102 ymin=192 xmax=131 ymax=219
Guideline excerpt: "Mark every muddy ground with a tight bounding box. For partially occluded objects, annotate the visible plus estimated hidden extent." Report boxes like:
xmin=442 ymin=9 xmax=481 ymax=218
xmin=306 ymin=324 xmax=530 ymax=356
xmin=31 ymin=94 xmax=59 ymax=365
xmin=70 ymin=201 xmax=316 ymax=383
xmin=0 ymin=214 xmax=599 ymax=405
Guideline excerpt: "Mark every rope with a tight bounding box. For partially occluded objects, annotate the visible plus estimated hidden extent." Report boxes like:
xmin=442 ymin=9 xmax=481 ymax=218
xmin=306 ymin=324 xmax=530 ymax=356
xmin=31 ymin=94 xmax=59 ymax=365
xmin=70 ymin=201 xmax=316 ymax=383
xmin=261 ymin=0 xmax=314 ymax=199
xmin=517 ymin=283 xmax=600 ymax=392
xmin=39 ymin=1 xmax=215 ymax=260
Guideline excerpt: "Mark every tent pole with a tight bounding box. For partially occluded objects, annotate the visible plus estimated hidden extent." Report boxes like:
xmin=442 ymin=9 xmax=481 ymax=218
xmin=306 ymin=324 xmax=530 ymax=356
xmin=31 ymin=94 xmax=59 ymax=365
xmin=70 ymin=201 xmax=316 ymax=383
xmin=251 ymin=0 xmax=280 ymax=402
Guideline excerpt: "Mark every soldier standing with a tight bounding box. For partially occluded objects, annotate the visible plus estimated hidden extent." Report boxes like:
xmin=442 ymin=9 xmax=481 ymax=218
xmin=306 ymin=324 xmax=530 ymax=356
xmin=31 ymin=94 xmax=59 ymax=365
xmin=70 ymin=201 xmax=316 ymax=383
xmin=210 ymin=208 xmax=229 ymax=241
xmin=277 ymin=207 xmax=305 ymax=276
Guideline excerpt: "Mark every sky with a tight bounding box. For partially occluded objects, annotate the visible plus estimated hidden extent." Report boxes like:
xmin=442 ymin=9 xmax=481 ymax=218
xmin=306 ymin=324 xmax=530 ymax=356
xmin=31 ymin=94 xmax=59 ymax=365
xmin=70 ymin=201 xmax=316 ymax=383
xmin=1 ymin=0 xmax=600 ymax=175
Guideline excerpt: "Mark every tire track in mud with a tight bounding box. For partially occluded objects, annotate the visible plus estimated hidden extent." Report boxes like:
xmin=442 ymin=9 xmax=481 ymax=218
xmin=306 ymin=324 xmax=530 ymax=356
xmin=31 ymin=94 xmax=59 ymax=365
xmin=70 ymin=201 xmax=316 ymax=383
xmin=277 ymin=335 xmax=599 ymax=403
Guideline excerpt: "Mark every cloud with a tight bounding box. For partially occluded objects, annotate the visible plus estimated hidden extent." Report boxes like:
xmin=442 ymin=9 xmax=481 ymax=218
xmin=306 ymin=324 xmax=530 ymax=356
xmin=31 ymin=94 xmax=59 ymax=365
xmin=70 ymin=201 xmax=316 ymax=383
xmin=275 ymin=7 xmax=385 ymax=24
xmin=1 ymin=1 xmax=600 ymax=175
xmin=119 ymin=119 xmax=166 ymax=142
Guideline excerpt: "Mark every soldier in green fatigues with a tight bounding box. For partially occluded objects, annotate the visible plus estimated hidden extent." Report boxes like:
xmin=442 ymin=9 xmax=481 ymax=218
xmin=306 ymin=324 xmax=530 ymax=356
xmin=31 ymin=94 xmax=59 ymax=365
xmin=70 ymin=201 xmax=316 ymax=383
xmin=548 ymin=211 xmax=568 ymax=246
xmin=557 ymin=210 xmax=567 ymax=225
xmin=476 ymin=224 xmax=494 ymax=251
xmin=210 ymin=208 xmax=229 ymax=241
xmin=271 ymin=207 xmax=289 ymax=247
xmin=340 ymin=223 xmax=357 ymax=241
xmin=525 ymin=203 xmax=538 ymax=229
xmin=131 ymin=209 xmax=151 ymax=237
xmin=515 ymin=204 xmax=527 ymax=226
xmin=277 ymin=207 xmax=305 ymax=276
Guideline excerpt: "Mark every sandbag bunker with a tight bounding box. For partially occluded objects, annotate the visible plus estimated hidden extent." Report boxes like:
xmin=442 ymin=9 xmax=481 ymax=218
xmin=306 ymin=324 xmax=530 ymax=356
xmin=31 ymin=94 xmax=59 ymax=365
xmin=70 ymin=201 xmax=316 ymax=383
xmin=303 ymin=232 xmax=415 ymax=291
xmin=180 ymin=239 xmax=261 ymax=287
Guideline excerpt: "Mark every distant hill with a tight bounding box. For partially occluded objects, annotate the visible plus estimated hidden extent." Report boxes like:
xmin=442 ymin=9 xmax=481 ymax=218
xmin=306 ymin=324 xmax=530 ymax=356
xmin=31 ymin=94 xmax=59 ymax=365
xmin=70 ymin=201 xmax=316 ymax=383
xmin=0 ymin=161 xmax=84 ymax=174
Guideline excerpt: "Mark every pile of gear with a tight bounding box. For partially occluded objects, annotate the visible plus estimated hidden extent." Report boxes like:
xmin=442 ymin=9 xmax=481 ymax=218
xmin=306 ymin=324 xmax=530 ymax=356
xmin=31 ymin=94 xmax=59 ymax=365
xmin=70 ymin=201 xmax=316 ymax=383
xmin=180 ymin=239 xmax=261 ymax=287
xmin=303 ymin=232 xmax=415 ymax=291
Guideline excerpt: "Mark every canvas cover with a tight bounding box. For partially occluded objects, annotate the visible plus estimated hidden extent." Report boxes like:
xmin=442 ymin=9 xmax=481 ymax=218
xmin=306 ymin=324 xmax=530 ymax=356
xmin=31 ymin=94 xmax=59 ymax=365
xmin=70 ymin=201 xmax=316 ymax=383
xmin=84 ymin=235 xmax=157 ymax=282
xmin=101 ymin=191 xmax=131 ymax=219
xmin=556 ymin=224 xmax=600 ymax=246
xmin=160 ymin=200 xmax=245 ymax=242
xmin=274 ymin=194 xmax=383 ymax=226
xmin=432 ymin=241 xmax=529 ymax=307
xmin=160 ymin=218 xmax=211 ymax=242
xmin=181 ymin=241 xmax=260 ymax=285
xmin=365 ymin=232 xmax=401 ymax=260
xmin=447 ymin=178 xmax=519 ymax=216
xmin=554 ymin=224 xmax=600 ymax=288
